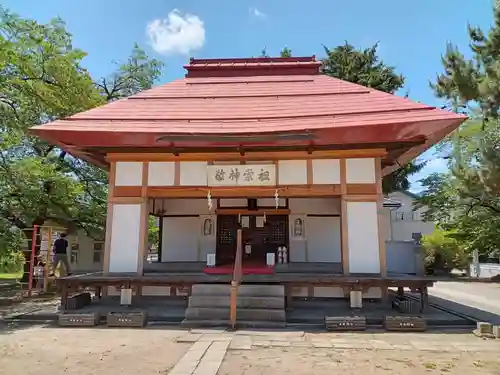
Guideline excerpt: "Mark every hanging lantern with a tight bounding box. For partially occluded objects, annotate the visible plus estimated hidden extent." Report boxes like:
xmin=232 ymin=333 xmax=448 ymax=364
xmin=207 ymin=190 xmax=213 ymax=212
xmin=263 ymin=212 xmax=267 ymax=224
xmin=274 ymin=189 xmax=280 ymax=209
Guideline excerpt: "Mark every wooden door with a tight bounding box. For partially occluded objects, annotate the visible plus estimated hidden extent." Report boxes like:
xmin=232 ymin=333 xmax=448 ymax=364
xmin=244 ymin=215 xmax=289 ymax=263
xmin=216 ymin=215 xmax=238 ymax=265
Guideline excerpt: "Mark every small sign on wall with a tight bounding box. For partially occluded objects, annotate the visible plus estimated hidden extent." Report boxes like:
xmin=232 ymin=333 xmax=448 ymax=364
xmin=207 ymin=164 xmax=276 ymax=186
xmin=290 ymin=215 xmax=306 ymax=241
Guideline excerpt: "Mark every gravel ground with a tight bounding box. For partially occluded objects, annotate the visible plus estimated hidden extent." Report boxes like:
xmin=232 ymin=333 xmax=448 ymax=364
xmin=219 ymin=347 xmax=500 ymax=375
xmin=0 ymin=325 xmax=190 ymax=375
xmin=1 ymin=324 xmax=500 ymax=375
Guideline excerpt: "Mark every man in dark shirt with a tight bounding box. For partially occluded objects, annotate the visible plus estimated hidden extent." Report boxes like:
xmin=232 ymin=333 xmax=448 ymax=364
xmin=51 ymin=233 xmax=71 ymax=276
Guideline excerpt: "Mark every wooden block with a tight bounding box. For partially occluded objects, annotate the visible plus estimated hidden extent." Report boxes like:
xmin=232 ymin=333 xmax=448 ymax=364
xmin=59 ymin=312 xmax=100 ymax=327
xmin=107 ymin=311 xmax=147 ymax=328
xmin=385 ymin=316 xmax=426 ymax=332
xmin=325 ymin=316 xmax=366 ymax=331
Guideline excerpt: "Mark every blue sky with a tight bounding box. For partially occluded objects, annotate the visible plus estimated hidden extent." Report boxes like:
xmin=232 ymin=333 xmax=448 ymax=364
xmin=4 ymin=0 xmax=495 ymax=191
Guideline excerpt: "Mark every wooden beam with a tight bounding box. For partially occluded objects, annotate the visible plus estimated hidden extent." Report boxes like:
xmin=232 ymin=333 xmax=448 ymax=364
xmin=340 ymin=159 xmax=349 ymax=275
xmin=108 ymin=197 xmax=146 ymax=204
xmin=346 ymin=183 xmax=378 ymax=195
xmin=145 ymin=185 xmax=342 ymax=198
xmin=106 ymin=149 xmax=387 ymax=162
xmin=141 ymin=162 xmax=149 ymax=197
xmin=306 ymin=159 xmax=313 ymax=184
xmin=174 ymin=161 xmax=181 ymax=185
xmin=215 ymin=208 xmax=291 ymax=215
xmin=113 ymin=186 xmax=142 ymax=197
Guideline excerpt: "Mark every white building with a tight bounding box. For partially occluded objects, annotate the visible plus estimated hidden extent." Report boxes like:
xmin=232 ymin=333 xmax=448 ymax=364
xmin=385 ymin=190 xmax=436 ymax=242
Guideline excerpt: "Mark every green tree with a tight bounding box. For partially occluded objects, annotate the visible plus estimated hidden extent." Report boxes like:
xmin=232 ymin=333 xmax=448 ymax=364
xmin=322 ymin=42 xmax=404 ymax=94
xmin=0 ymin=7 xmax=163 ymax=279
xmin=280 ymin=47 xmax=292 ymax=58
xmin=420 ymin=1 xmax=500 ymax=259
xmin=322 ymin=42 xmax=423 ymax=193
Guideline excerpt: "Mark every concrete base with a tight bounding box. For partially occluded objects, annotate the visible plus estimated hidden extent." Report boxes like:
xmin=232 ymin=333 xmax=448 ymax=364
xmin=183 ymin=284 xmax=286 ymax=328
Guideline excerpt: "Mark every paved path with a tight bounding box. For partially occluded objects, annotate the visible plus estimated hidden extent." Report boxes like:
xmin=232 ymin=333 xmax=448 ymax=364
xmin=429 ymin=282 xmax=500 ymax=324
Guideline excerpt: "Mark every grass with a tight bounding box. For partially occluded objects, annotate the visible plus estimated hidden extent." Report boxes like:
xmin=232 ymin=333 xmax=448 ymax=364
xmin=0 ymin=271 xmax=23 ymax=280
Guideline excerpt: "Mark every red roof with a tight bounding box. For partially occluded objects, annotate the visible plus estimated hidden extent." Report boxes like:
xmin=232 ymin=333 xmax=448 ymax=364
xmin=31 ymin=56 xmax=466 ymax=173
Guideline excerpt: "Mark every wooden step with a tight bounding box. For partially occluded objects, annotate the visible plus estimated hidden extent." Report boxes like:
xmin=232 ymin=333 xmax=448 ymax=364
xmin=188 ymin=295 xmax=284 ymax=309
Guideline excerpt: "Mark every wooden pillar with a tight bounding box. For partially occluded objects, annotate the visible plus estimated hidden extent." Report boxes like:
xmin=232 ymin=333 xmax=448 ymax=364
xmin=340 ymin=159 xmax=349 ymax=274
xmin=375 ymin=157 xmax=388 ymax=302
xmin=136 ymin=162 xmax=149 ymax=277
xmin=158 ymin=216 xmax=164 ymax=263
xmin=103 ymin=162 xmax=116 ymax=275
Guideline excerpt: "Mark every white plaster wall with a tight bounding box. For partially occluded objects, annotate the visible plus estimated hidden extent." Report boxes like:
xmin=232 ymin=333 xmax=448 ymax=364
xmin=312 ymin=159 xmax=340 ymax=184
xmin=278 ymin=160 xmax=307 ymax=185
xmin=306 ymin=217 xmax=341 ymax=262
xmin=161 ymin=199 xmax=215 ymax=215
xmin=346 ymin=201 xmax=380 ymax=274
xmin=345 ymin=158 xmax=376 ymax=183
xmin=162 ymin=217 xmax=199 ymax=262
xmin=180 ymin=162 xmax=208 ymax=186
xmin=109 ymin=204 xmax=141 ymax=272
xmin=288 ymin=198 xmax=341 ymax=263
xmin=257 ymin=198 xmax=286 ymax=207
xmin=115 ymin=162 xmax=143 ymax=186
xmin=219 ymin=198 xmax=247 ymax=207
xmin=289 ymin=198 xmax=340 ymax=215
xmin=148 ymin=162 xmax=175 ymax=186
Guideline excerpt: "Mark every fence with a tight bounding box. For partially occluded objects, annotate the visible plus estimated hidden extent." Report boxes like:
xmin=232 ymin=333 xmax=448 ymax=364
xmin=386 ymin=240 xmax=418 ymax=274
xmin=469 ymin=263 xmax=500 ymax=279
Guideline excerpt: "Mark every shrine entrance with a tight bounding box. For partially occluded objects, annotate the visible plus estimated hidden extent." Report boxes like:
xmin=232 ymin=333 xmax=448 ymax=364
xmin=216 ymin=214 xmax=289 ymax=267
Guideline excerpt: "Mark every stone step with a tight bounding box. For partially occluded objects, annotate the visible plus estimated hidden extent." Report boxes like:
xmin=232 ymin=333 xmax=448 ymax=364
xmin=188 ymin=295 xmax=284 ymax=309
xmin=185 ymin=307 xmax=286 ymax=322
xmin=191 ymin=284 xmax=284 ymax=297
xmin=180 ymin=319 xmax=286 ymax=329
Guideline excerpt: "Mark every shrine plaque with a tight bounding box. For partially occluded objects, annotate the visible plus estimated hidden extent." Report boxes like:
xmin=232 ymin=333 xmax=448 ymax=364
xmin=207 ymin=164 xmax=276 ymax=186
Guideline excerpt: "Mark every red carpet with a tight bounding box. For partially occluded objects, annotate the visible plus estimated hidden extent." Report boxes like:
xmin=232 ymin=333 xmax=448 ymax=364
xmin=204 ymin=263 xmax=275 ymax=275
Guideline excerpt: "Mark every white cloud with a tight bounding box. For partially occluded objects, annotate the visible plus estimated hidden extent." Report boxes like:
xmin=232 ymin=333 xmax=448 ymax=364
xmin=250 ymin=7 xmax=266 ymax=19
xmin=146 ymin=9 xmax=205 ymax=56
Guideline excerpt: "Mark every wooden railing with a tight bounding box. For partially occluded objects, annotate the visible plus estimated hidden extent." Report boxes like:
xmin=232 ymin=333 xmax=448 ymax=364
xmin=229 ymin=228 xmax=243 ymax=329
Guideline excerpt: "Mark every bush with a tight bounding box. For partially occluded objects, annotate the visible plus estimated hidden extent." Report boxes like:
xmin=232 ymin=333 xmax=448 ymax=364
xmin=0 ymin=251 xmax=25 ymax=274
xmin=422 ymin=229 xmax=469 ymax=270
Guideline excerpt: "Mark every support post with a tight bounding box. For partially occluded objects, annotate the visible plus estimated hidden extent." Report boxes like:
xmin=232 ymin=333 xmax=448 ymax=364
xmin=158 ymin=216 xmax=163 ymax=263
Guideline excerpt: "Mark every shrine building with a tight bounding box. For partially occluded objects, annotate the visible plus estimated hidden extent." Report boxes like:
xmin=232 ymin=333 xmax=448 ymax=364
xmin=31 ymin=56 xmax=466 ymax=323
